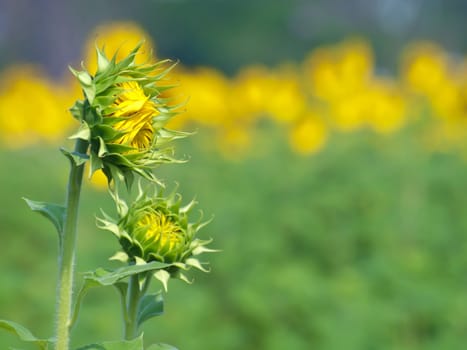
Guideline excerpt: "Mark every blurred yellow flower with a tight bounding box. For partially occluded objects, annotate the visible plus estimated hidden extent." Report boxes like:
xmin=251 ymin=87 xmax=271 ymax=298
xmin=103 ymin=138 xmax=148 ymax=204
xmin=304 ymin=39 xmax=373 ymax=101
xmin=401 ymin=42 xmax=448 ymax=97
xmin=0 ymin=65 xmax=74 ymax=148
xmin=265 ymin=67 xmax=307 ymax=124
xmin=230 ymin=65 xmax=271 ymax=120
xmin=83 ymin=22 xmax=155 ymax=75
xmin=402 ymin=42 xmax=466 ymax=126
xmin=366 ymin=80 xmax=406 ymax=134
xmin=288 ymin=111 xmax=328 ymax=155
xmin=430 ymin=78 xmax=463 ymax=120
xmin=1 ymin=20 xmax=464 ymax=160
xmin=180 ymin=67 xmax=230 ymax=127
xmin=330 ymin=92 xmax=368 ymax=132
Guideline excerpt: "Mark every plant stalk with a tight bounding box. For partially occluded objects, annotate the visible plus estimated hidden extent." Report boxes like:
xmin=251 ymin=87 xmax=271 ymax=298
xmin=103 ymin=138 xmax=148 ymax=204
xmin=55 ymin=139 xmax=88 ymax=350
xmin=124 ymin=274 xmax=141 ymax=340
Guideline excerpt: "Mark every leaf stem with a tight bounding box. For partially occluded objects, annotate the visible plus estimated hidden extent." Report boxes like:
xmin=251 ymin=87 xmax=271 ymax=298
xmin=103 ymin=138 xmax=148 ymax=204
xmin=55 ymin=139 xmax=88 ymax=350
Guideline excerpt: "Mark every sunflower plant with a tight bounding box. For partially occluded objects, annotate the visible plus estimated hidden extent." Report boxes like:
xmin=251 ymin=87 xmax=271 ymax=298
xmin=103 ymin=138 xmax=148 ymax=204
xmin=0 ymin=44 xmax=216 ymax=350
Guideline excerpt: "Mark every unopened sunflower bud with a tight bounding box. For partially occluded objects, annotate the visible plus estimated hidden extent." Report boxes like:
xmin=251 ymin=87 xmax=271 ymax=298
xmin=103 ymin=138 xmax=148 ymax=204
xmin=69 ymin=43 xmax=188 ymax=185
xmin=98 ymin=185 xmax=216 ymax=289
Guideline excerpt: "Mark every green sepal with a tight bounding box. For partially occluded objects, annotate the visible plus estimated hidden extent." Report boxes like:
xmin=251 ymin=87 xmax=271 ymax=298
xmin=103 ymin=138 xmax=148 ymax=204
xmin=75 ymin=334 xmax=143 ymax=350
xmin=69 ymin=122 xmax=91 ymax=141
xmin=136 ymin=292 xmax=164 ymax=327
xmin=97 ymin=137 xmax=109 ymax=157
xmin=69 ymin=100 xmax=85 ymax=121
xmin=105 ymin=143 xmax=137 ymax=154
xmin=82 ymin=100 xmax=102 ymax=126
xmin=69 ymin=67 xmax=96 ymax=103
xmin=146 ymin=344 xmax=178 ymax=350
xmin=89 ymin=153 xmax=104 ymax=178
xmin=93 ymin=124 xmax=125 ymax=141
xmin=0 ymin=319 xmax=54 ymax=350
xmin=83 ymin=85 xmax=96 ymax=105
xmin=61 ymin=148 xmax=89 ymax=166
xmin=104 ymin=162 xmax=136 ymax=191
xmin=23 ymin=198 xmax=65 ymax=243
xmin=96 ymin=46 xmax=110 ymax=74
xmin=69 ymin=67 xmax=92 ymax=86
xmin=153 ymin=270 xmax=170 ymax=292
xmin=93 ymin=95 xmax=117 ymax=108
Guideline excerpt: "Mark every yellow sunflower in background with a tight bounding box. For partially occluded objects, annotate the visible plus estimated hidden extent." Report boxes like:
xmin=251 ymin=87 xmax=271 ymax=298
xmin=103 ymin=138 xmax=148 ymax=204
xmin=83 ymin=22 xmax=156 ymax=75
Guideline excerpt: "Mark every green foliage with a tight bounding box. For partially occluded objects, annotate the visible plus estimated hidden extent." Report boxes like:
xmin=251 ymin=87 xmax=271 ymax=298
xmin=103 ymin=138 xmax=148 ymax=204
xmin=2 ymin=125 xmax=467 ymax=349
xmin=146 ymin=344 xmax=178 ymax=350
xmin=82 ymin=262 xmax=171 ymax=286
xmin=71 ymin=262 xmax=169 ymax=330
xmin=75 ymin=334 xmax=143 ymax=350
xmin=0 ymin=320 xmax=53 ymax=350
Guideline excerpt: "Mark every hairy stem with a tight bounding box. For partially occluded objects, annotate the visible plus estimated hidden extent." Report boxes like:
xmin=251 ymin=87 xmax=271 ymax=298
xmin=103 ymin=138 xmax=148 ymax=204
xmin=55 ymin=139 xmax=88 ymax=350
xmin=124 ymin=274 xmax=142 ymax=340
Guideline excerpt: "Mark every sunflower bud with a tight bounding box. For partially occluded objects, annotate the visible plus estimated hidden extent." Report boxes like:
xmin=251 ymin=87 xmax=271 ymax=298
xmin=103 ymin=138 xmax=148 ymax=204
xmin=69 ymin=43 xmax=187 ymax=185
xmin=98 ymin=185 xmax=216 ymax=289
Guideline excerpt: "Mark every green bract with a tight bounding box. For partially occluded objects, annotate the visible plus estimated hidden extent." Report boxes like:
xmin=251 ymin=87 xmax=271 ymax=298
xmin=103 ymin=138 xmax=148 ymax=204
xmin=98 ymin=184 xmax=216 ymax=290
xmin=69 ymin=43 xmax=188 ymax=185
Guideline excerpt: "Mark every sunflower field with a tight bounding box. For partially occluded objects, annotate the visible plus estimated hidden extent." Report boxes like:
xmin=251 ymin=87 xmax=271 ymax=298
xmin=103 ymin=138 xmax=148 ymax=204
xmin=1 ymin=2 xmax=467 ymax=350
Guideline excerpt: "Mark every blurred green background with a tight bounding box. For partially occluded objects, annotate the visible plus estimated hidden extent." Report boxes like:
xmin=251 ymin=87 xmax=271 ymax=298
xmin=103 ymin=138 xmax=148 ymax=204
xmin=1 ymin=1 xmax=467 ymax=349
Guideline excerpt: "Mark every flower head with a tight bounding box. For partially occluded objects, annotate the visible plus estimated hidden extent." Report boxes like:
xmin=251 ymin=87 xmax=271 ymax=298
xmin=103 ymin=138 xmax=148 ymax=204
xmin=98 ymin=184 xmax=215 ymax=289
xmin=69 ymin=43 xmax=187 ymax=185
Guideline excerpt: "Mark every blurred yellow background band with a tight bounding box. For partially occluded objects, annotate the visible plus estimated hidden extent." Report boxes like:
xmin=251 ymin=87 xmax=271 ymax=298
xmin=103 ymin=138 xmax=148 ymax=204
xmin=0 ymin=21 xmax=466 ymax=188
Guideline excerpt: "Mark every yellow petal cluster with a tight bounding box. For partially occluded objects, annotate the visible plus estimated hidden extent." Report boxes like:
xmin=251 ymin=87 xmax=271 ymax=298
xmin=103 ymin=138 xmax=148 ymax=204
xmin=110 ymin=81 xmax=158 ymax=151
xmin=137 ymin=211 xmax=184 ymax=255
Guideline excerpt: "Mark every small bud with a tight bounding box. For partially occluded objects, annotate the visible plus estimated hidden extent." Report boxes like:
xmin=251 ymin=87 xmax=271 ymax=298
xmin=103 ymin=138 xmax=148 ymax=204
xmin=98 ymin=185 xmax=216 ymax=289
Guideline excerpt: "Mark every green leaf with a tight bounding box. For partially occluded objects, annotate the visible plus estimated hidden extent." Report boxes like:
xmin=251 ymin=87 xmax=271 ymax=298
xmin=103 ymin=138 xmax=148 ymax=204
xmin=61 ymin=148 xmax=89 ymax=166
xmin=71 ymin=262 xmax=170 ymax=329
xmin=75 ymin=334 xmax=143 ymax=350
xmin=146 ymin=344 xmax=178 ymax=350
xmin=137 ymin=293 xmax=164 ymax=327
xmin=83 ymin=261 xmax=170 ymax=286
xmin=71 ymin=278 xmax=129 ymax=330
xmin=23 ymin=198 xmax=65 ymax=242
xmin=0 ymin=320 xmax=53 ymax=350
xmin=69 ymin=277 xmax=101 ymax=330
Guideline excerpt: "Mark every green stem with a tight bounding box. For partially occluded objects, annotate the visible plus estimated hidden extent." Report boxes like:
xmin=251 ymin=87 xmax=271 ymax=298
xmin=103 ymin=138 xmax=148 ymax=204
xmin=141 ymin=272 xmax=152 ymax=295
xmin=124 ymin=274 xmax=142 ymax=340
xmin=55 ymin=139 xmax=88 ymax=350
